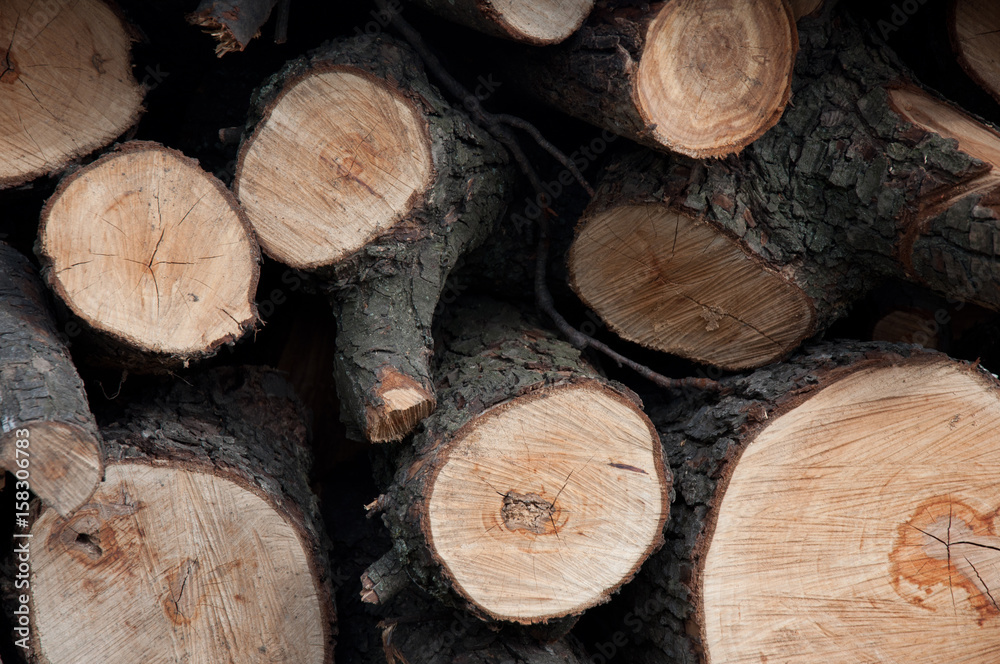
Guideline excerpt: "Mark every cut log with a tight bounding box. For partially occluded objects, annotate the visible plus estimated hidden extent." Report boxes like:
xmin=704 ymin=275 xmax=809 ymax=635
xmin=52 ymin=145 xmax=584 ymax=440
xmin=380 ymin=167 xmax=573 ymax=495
xmin=233 ymin=36 xmax=513 ymax=442
xmin=0 ymin=0 xmax=144 ymax=188
xmin=406 ymin=0 xmax=593 ymax=45
xmin=187 ymin=0 xmax=282 ymax=56
xmin=950 ymin=0 xmax=1000 ymax=105
xmin=36 ymin=141 xmax=260 ymax=371
xmin=0 ymin=242 xmax=102 ymax=518
xmin=567 ymin=8 xmax=1000 ymax=370
xmin=26 ymin=367 xmax=335 ymax=664
xmin=789 ymin=0 xmax=824 ymax=20
xmin=363 ymin=298 xmax=668 ymax=624
xmin=579 ymin=342 xmax=1000 ymax=663
xmin=504 ymin=0 xmax=797 ymax=158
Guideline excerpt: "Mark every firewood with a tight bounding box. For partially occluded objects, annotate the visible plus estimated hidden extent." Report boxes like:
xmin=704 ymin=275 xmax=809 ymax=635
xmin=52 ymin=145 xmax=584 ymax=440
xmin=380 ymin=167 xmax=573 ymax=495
xmin=502 ymin=0 xmax=797 ymax=158
xmin=25 ymin=367 xmax=335 ymax=664
xmin=36 ymin=141 xmax=260 ymax=371
xmin=362 ymin=298 xmax=669 ymax=624
xmin=567 ymin=7 xmax=1000 ymax=370
xmin=950 ymin=0 xmax=1000 ymax=104
xmin=233 ymin=35 xmax=514 ymax=443
xmin=0 ymin=243 xmax=102 ymax=518
xmin=0 ymin=0 xmax=144 ymax=189
xmin=405 ymin=0 xmax=593 ymax=45
xmin=584 ymin=341 xmax=1000 ymax=663
xmin=790 ymin=0 xmax=824 ymax=20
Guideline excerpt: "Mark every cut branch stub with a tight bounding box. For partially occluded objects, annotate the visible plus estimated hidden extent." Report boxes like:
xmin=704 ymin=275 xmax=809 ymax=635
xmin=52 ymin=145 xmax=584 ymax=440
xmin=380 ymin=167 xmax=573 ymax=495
xmin=951 ymin=0 xmax=1000 ymax=105
xmin=37 ymin=141 xmax=259 ymax=370
xmin=569 ymin=202 xmax=815 ymax=369
xmin=234 ymin=36 xmax=513 ymax=443
xmin=0 ymin=0 xmax=144 ymax=188
xmin=507 ymin=0 xmax=797 ymax=158
xmin=367 ymin=299 xmax=669 ymax=623
xmin=27 ymin=368 xmax=335 ymax=664
xmin=0 ymin=242 xmax=103 ymax=518
xmin=602 ymin=342 xmax=1000 ymax=663
xmin=405 ymin=0 xmax=594 ymax=45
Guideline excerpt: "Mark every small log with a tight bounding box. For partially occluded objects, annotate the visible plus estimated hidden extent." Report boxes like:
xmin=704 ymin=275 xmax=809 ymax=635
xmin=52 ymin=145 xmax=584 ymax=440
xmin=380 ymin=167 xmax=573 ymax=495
xmin=567 ymin=7 xmax=1000 ymax=370
xmin=26 ymin=367 xmax=335 ymax=664
xmin=233 ymin=36 xmax=513 ymax=442
xmin=36 ymin=141 xmax=260 ymax=371
xmin=0 ymin=0 xmax=144 ymax=188
xmin=504 ymin=0 xmax=797 ymax=158
xmin=950 ymin=0 xmax=1000 ymax=104
xmin=0 ymin=243 xmax=102 ymax=518
xmin=187 ymin=0 xmax=282 ymax=56
xmin=405 ymin=0 xmax=593 ymax=45
xmin=362 ymin=298 xmax=669 ymax=624
xmin=583 ymin=342 xmax=1000 ymax=663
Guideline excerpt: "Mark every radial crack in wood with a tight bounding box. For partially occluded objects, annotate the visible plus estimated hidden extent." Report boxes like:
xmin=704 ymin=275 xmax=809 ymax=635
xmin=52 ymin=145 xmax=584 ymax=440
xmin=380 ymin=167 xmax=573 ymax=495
xmin=37 ymin=141 xmax=259 ymax=370
xmin=0 ymin=0 xmax=144 ymax=188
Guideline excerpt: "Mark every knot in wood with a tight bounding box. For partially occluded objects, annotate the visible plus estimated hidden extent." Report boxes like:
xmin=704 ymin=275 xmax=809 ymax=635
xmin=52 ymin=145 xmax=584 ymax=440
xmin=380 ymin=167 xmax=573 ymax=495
xmin=501 ymin=491 xmax=556 ymax=535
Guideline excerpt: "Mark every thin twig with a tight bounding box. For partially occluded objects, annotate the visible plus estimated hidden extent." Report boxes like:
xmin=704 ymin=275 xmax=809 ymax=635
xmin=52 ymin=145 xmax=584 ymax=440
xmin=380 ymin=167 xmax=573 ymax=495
xmin=493 ymin=113 xmax=594 ymax=196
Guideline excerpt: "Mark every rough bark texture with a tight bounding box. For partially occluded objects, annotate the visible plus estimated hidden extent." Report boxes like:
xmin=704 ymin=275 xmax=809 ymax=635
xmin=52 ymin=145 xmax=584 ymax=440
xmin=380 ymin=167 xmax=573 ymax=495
xmin=240 ymin=35 xmax=513 ymax=442
xmin=579 ymin=340 xmax=928 ymax=663
xmin=571 ymin=4 xmax=1000 ymax=369
xmin=0 ymin=242 xmax=103 ymax=518
xmin=368 ymin=297 xmax=667 ymax=623
xmin=30 ymin=366 xmax=336 ymax=663
xmin=187 ymin=0 xmax=281 ymax=55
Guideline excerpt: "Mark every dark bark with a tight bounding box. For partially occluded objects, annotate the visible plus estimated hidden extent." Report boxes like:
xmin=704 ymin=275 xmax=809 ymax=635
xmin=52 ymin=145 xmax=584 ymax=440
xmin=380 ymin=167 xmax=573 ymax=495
xmin=240 ymin=35 xmax=514 ymax=442
xmin=572 ymin=5 xmax=1000 ymax=369
xmin=367 ymin=297 xmax=668 ymax=623
xmin=578 ymin=340 xmax=930 ymax=663
xmin=0 ymin=242 xmax=102 ymax=518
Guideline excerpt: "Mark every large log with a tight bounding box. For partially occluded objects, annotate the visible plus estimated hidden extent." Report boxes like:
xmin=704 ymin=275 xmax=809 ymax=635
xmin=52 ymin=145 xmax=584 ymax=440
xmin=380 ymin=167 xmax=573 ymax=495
xmin=581 ymin=341 xmax=1000 ymax=663
xmin=567 ymin=6 xmax=1000 ymax=370
xmin=0 ymin=0 xmax=144 ymax=188
xmin=233 ymin=35 xmax=514 ymax=442
xmin=25 ymin=367 xmax=335 ymax=664
xmin=36 ymin=141 xmax=260 ymax=371
xmin=405 ymin=0 xmax=593 ymax=45
xmin=504 ymin=0 xmax=797 ymax=158
xmin=362 ymin=298 xmax=669 ymax=624
xmin=0 ymin=242 xmax=102 ymax=518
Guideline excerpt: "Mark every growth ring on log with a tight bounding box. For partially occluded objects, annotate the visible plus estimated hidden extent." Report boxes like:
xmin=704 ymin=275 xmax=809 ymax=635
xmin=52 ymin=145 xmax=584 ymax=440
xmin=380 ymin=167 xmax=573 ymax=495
xmin=38 ymin=143 xmax=259 ymax=363
xmin=235 ymin=67 xmax=434 ymax=269
xmin=31 ymin=464 xmax=326 ymax=663
xmin=701 ymin=357 xmax=1000 ymax=662
xmin=0 ymin=0 xmax=144 ymax=188
xmin=635 ymin=0 xmax=796 ymax=157
xmin=426 ymin=383 xmax=667 ymax=622
xmin=568 ymin=204 xmax=814 ymax=369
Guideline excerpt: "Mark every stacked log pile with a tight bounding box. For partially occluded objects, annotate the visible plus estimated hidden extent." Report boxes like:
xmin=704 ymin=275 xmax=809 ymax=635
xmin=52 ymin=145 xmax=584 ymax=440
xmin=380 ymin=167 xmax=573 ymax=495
xmin=2 ymin=0 xmax=1000 ymax=663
